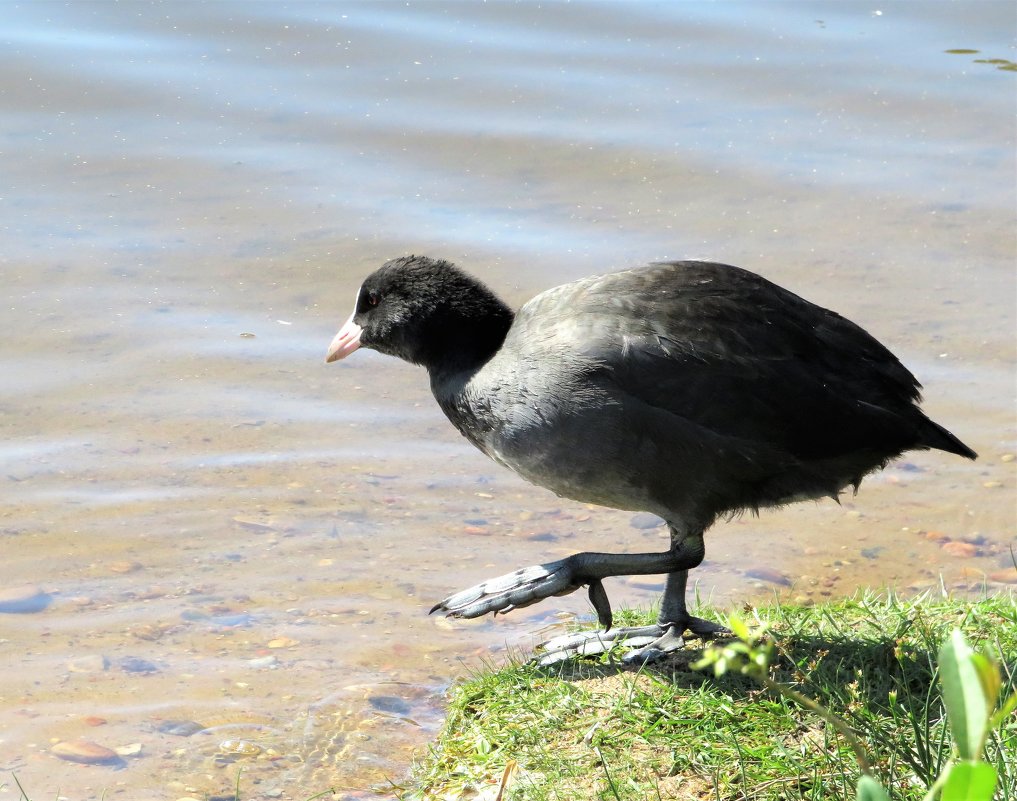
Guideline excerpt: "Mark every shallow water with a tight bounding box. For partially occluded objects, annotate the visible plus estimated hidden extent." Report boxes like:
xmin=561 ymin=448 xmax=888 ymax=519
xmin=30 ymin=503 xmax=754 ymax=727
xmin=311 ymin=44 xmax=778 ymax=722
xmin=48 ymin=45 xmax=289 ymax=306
xmin=1 ymin=2 xmax=1015 ymax=798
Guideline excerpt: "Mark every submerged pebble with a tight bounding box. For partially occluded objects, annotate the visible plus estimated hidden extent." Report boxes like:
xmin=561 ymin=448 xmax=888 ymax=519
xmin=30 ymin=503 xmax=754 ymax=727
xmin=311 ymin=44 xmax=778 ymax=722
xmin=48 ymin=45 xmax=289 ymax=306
xmin=629 ymin=513 xmax=664 ymax=529
xmin=988 ymin=568 xmax=1017 ymax=584
xmin=367 ymin=695 xmax=411 ymax=715
xmin=744 ymin=567 xmax=793 ymax=586
xmin=232 ymin=516 xmax=277 ymax=533
xmin=109 ymin=560 xmax=143 ymax=574
xmin=51 ymin=739 xmax=119 ymax=764
xmin=209 ymin=612 xmax=254 ymax=629
xmin=217 ymin=738 xmax=262 ymax=757
xmin=120 ymin=656 xmax=160 ymax=674
xmin=68 ymin=654 xmax=109 ymax=673
xmin=0 ymin=585 xmax=51 ymax=613
xmin=941 ymin=541 xmax=978 ymax=558
xmin=157 ymin=719 xmax=205 ymax=737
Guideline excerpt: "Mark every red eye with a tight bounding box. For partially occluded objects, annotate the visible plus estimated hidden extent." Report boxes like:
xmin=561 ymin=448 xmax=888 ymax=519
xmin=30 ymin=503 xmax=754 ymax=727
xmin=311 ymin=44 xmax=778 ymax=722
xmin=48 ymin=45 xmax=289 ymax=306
xmin=367 ymin=292 xmax=380 ymax=307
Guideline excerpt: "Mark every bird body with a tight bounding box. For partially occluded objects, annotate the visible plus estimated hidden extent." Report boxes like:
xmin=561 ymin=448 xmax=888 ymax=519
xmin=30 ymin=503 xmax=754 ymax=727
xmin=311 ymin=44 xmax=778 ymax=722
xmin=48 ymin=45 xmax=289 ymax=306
xmin=326 ymin=256 xmax=975 ymax=663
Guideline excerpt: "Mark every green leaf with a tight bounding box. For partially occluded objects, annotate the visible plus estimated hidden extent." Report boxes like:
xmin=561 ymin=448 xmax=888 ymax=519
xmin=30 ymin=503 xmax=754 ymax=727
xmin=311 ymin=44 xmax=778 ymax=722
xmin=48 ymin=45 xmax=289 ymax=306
xmin=988 ymin=690 xmax=1017 ymax=730
xmin=728 ymin=614 xmax=751 ymax=641
xmin=939 ymin=630 xmax=990 ymax=760
xmin=856 ymin=775 xmax=892 ymax=801
xmin=969 ymin=652 xmax=1001 ymax=705
xmin=940 ymin=761 xmax=997 ymax=801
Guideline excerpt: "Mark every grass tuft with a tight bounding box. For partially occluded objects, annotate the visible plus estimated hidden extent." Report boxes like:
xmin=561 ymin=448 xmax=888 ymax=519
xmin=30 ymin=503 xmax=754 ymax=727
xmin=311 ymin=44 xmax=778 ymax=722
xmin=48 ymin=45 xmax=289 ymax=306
xmin=403 ymin=591 xmax=1016 ymax=801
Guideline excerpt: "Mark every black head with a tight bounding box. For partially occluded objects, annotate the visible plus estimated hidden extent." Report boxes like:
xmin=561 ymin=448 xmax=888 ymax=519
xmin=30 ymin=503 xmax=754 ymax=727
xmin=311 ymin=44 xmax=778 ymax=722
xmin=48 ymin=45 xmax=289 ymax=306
xmin=326 ymin=256 xmax=514 ymax=374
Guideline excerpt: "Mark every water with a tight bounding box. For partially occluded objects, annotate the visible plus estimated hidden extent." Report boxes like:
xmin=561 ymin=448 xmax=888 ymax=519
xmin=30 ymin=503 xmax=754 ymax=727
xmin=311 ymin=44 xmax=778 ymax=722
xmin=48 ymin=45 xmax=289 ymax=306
xmin=1 ymin=2 xmax=1014 ymax=798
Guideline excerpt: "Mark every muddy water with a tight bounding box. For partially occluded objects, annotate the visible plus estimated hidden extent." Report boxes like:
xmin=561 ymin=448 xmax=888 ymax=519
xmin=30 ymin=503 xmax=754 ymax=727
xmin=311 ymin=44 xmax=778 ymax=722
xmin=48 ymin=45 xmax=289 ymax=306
xmin=2 ymin=3 xmax=1015 ymax=799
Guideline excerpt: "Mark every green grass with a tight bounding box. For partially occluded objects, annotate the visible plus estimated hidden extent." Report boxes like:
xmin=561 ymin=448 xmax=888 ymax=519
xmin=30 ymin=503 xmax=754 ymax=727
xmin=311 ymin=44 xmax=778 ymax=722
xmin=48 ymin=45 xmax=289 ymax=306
xmin=403 ymin=592 xmax=1017 ymax=801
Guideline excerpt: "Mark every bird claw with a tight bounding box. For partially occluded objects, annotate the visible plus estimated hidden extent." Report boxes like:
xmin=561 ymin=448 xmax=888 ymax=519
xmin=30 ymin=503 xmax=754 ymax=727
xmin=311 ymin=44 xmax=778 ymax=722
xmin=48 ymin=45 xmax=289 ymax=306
xmin=430 ymin=559 xmax=581 ymax=620
xmin=536 ymin=616 xmax=730 ymax=666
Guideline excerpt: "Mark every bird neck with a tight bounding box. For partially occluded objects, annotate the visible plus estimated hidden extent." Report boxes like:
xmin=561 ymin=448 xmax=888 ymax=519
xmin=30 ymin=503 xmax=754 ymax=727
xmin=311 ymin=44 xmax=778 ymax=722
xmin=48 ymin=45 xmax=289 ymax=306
xmin=422 ymin=301 xmax=515 ymax=382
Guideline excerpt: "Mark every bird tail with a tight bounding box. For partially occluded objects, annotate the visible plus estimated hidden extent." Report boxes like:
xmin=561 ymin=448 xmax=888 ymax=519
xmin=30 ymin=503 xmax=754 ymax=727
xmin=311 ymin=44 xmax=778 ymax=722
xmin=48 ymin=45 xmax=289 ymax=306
xmin=919 ymin=417 xmax=977 ymax=460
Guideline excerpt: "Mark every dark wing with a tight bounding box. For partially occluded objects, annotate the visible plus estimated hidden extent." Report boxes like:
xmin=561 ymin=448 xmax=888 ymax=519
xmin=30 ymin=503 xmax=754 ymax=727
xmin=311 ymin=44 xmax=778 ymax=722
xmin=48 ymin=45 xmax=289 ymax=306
xmin=515 ymin=261 xmax=927 ymax=462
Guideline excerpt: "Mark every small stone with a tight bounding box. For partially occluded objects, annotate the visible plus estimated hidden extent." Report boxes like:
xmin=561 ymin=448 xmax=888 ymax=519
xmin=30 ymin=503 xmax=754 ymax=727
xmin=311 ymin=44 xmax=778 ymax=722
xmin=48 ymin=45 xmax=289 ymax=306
xmin=109 ymin=560 xmax=142 ymax=574
xmin=217 ymin=738 xmax=262 ymax=757
xmin=463 ymin=525 xmax=487 ymax=535
xmin=232 ymin=516 xmax=277 ymax=533
xmin=51 ymin=739 xmax=119 ymax=764
xmin=317 ymin=558 xmax=334 ymax=567
xmin=983 ymin=481 xmax=1003 ymax=489
xmin=68 ymin=655 xmax=109 ymax=673
xmin=131 ymin=623 xmax=166 ymax=641
xmin=247 ymin=655 xmax=278 ymax=669
xmin=157 ymin=719 xmax=204 ymax=737
xmin=119 ymin=656 xmax=159 ymax=674
xmin=629 ymin=513 xmax=664 ymax=530
xmin=83 ymin=716 xmax=107 ymax=727
xmin=266 ymin=637 xmax=298 ymax=649
xmin=924 ymin=530 xmax=950 ymax=542
xmin=988 ymin=569 xmax=1017 ymax=584
xmin=209 ymin=612 xmax=254 ymax=629
xmin=744 ymin=567 xmax=792 ymax=586
xmin=114 ymin=742 xmax=142 ymax=757
xmin=1000 ymin=453 xmax=1015 ymax=462
xmin=368 ymin=695 xmax=411 ymax=715
xmin=942 ymin=541 xmax=978 ymax=558
xmin=0 ymin=585 xmax=51 ymax=614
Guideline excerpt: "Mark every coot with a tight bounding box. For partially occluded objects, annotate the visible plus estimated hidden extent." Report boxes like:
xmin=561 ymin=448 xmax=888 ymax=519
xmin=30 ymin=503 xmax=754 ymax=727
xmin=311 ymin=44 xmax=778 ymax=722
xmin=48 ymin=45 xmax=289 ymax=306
xmin=326 ymin=256 xmax=976 ymax=663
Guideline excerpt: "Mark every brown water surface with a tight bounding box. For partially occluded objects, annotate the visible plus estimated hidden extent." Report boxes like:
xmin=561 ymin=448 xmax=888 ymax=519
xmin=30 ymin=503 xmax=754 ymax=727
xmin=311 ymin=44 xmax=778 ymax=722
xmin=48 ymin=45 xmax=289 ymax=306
xmin=1 ymin=3 xmax=1015 ymax=798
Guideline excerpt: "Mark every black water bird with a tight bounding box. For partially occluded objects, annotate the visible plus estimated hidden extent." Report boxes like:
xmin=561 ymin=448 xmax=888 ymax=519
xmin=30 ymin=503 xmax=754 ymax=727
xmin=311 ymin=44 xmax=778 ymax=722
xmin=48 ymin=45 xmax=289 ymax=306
xmin=326 ymin=256 xmax=976 ymax=663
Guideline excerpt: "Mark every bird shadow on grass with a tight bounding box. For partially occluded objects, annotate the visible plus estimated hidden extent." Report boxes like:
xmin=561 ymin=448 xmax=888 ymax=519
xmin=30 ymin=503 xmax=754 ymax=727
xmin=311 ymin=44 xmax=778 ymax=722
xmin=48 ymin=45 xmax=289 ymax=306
xmin=531 ymin=627 xmax=984 ymax=792
xmin=536 ymin=628 xmax=938 ymax=715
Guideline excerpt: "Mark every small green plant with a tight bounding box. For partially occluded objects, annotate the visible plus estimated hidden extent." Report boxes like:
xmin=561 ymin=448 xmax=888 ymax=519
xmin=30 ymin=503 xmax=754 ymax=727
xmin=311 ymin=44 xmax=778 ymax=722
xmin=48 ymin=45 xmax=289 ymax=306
xmin=695 ymin=617 xmax=1017 ymax=801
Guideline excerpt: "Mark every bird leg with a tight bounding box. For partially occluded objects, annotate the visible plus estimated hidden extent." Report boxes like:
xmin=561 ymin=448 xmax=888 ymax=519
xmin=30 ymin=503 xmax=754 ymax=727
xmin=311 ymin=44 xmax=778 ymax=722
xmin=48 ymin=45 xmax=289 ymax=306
xmin=431 ymin=528 xmax=727 ymax=663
